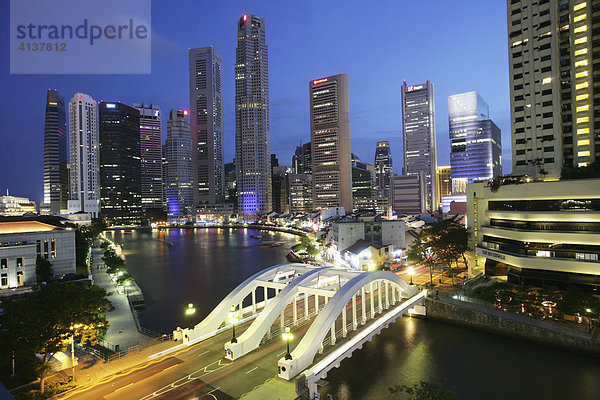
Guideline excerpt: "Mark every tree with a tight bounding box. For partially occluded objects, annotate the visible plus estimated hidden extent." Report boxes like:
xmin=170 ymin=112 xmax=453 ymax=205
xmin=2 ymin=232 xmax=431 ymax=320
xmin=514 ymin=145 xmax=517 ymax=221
xmin=406 ymin=230 xmax=440 ymax=287
xmin=102 ymin=248 xmax=126 ymax=275
xmin=35 ymin=256 xmax=53 ymax=283
xmin=0 ymin=282 xmax=113 ymax=393
xmin=389 ymin=381 xmax=456 ymax=400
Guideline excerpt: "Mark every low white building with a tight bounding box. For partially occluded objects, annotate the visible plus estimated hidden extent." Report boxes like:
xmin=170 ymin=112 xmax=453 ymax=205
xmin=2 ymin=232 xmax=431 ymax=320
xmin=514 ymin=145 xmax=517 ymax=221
xmin=331 ymin=215 xmax=406 ymax=253
xmin=467 ymin=178 xmax=600 ymax=289
xmin=0 ymin=221 xmax=76 ymax=292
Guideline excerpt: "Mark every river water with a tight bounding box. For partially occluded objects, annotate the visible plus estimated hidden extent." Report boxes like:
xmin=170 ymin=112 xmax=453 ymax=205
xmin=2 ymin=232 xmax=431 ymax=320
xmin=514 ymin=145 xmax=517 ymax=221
xmin=110 ymin=228 xmax=600 ymax=400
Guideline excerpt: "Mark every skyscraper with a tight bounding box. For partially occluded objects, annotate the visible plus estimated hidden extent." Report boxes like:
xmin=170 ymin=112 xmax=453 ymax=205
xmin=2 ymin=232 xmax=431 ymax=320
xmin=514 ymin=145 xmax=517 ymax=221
xmin=235 ymin=14 xmax=271 ymax=218
xmin=292 ymin=142 xmax=312 ymax=175
xmin=448 ymin=91 xmax=502 ymax=193
xmin=166 ymin=110 xmax=194 ymax=223
xmin=374 ymin=141 xmax=393 ymax=196
xmin=310 ymin=74 xmax=352 ymax=212
xmin=437 ymin=165 xmax=452 ymax=205
xmin=189 ymin=47 xmax=225 ymax=205
xmin=68 ymin=93 xmax=99 ymax=217
xmin=99 ymin=102 xmax=142 ymax=225
xmin=133 ymin=103 xmax=163 ymax=214
xmin=401 ymin=80 xmax=438 ymax=211
xmin=508 ymin=0 xmax=599 ymax=176
xmin=42 ymin=89 xmax=68 ymax=215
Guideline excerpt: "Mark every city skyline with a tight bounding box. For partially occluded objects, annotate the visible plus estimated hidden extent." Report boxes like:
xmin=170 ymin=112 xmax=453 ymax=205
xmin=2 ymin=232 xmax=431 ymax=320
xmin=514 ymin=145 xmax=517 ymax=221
xmin=0 ymin=1 xmax=510 ymax=203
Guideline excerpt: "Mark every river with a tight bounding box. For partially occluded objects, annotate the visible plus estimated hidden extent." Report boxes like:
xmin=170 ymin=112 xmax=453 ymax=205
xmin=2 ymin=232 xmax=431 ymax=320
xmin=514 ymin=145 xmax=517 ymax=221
xmin=110 ymin=228 xmax=600 ymax=400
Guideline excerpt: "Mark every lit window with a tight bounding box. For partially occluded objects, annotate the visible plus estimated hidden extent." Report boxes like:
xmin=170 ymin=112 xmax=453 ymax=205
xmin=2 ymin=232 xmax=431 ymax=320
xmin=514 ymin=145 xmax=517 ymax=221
xmin=577 ymin=139 xmax=590 ymax=146
xmin=577 ymin=116 xmax=589 ymax=123
xmin=577 ymin=127 xmax=590 ymax=134
xmin=542 ymin=77 xmax=552 ymax=84
xmin=576 ymin=105 xmax=589 ymax=112
xmin=578 ymin=151 xmax=590 ymax=157
xmin=576 ymin=82 xmax=589 ymax=90
xmin=575 ymin=60 xmax=588 ymax=67
xmin=575 ymin=48 xmax=588 ymax=56
xmin=574 ymin=25 xmax=587 ymax=33
xmin=576 ymin=94 xmax=589 ymax=101
xmin=574 ymin=14 xmax=587 ymax=22
xmin=574 ymin=37 xmax=587 ymax=45
xmin=574 ymin=2 xmax=587 ymax=11
xmin=512 ymin=40 xmax=522 ymax=47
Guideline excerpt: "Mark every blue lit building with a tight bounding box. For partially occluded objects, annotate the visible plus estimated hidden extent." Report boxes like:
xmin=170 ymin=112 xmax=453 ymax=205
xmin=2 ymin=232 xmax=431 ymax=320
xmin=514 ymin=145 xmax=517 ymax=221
xmin=448 ymin=91 xmax=502 ymax=194
xmin=165 ymin=110 xmax=194 ymax=223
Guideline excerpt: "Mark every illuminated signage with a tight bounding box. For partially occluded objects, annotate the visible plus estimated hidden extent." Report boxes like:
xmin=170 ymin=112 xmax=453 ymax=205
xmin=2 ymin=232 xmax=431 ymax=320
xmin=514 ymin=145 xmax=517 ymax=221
xmin=183 ymin=110 xmax=188 ymax=116
xmin=406 ymin=85 xmax=424 ymax=92
xmin=105 ymin=103 xmax=116 ymax=108
xmin=243 ymin=14 xmax=247 ymax=21
xmin=313 ymin=78 xmax=328 ymax=85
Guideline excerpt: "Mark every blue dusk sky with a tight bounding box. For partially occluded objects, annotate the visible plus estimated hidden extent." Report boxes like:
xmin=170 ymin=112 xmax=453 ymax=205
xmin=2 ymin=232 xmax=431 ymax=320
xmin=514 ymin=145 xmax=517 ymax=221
xmin=0 ymin=0 xmax=510 ymax=203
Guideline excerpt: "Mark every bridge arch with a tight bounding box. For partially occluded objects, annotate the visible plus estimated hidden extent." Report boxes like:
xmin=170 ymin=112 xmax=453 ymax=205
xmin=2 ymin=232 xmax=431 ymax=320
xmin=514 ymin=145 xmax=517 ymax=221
xmin=278 ymin=271 xmax=417 ymax=379
xmin=175 ymin=263 xmax=317 ymax=342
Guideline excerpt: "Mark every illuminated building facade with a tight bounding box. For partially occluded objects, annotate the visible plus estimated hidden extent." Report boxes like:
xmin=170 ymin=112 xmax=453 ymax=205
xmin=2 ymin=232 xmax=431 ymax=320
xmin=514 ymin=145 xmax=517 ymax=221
xmin=310 ymin=74 xmax=352 ymax=212
xmin=289 ymin=173 xmax=312 ymax=213
xmin=189 ymin=47 xmax=225 ymax=205
xmin=133 ymin=103 xmax=163 ymax=214
xmin=99 ymin=102 xmax=142 ymax=225
xmin=448 ymin=91 xmax=502 ymax=194
xmin=42 ymin=89 xmax=68 ymax=215
xmin=68 ymin=93 xmax=99 ymax=217
xmin=292 ymin=142 xmax=312 ymax=175
xmin=401 ymin=80 xmax=438 ymax=211
xmin=468 ymin=178 xmax=600 ymax=290
xmin=374 ymin=141 xmax=393 ymax=197
xmin=508 ymin=0 xmax=599 ymax=177
xmin=166 ymin=110 xmax=194 ymax=223
xmin=437 ymin=165 xmax=452 ymax=205
xmin=235 ymin=14 xmax=271 ymax=218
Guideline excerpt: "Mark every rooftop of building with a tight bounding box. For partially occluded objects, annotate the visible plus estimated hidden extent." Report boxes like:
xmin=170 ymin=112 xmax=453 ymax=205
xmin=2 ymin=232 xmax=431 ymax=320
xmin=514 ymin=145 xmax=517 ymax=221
xmin=342 ymin=239 xmax=383 ymax=255
xmin=0 ymin=220 xmax=65 ymax=235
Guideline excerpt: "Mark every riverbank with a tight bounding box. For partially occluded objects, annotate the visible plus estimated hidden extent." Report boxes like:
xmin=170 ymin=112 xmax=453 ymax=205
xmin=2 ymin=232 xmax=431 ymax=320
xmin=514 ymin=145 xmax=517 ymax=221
xmin=107 ymin=223 xmax=308 ymax=237
xmin=426 ymin=295 xmax=600 ymax=358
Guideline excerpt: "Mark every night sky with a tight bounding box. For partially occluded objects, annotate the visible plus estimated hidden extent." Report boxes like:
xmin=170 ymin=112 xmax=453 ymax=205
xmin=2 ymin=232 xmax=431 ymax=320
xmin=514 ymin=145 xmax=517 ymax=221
xmin=0 ymin=1 xmax=510 ymax=203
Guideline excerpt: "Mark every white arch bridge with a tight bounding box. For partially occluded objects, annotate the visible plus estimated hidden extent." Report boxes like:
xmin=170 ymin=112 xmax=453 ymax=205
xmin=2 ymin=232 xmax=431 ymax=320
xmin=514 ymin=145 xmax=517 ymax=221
xmin=171 ymin=263 xmax=425 ymax=395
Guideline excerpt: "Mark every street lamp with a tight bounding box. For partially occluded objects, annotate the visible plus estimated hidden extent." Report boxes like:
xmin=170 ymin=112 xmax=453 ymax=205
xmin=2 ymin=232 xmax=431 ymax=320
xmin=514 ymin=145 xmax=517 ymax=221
xmin=228 ymin=306 xmax=239 ymax=343
xmin=69 ymin=323 xmax=83 ymax=381
xmin=185 ymin=303 xmax=196 ymax=329
xmin=282 ymin=327 xmax=293 ymax=360
xmin=407 ymin=267 xmax=415 ymax=286
xmin=585 ymin=308 xmax=593 ymax=333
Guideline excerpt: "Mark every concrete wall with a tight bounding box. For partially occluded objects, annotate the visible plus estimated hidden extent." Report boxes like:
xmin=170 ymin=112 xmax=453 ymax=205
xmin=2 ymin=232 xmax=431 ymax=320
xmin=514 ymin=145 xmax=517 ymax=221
xmin=426 ymin=296 xmax=600 ymax=357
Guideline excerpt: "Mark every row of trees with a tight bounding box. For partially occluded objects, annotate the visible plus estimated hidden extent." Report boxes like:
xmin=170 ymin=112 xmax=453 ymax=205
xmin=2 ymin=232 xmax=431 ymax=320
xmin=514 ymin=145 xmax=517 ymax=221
xmin=0 ymin=282 xmax=113 ymax=394
xmin=101 ymin=242 xmax=133 ymax=286
xmin=406 ymin=215 xmax=470 ymax=287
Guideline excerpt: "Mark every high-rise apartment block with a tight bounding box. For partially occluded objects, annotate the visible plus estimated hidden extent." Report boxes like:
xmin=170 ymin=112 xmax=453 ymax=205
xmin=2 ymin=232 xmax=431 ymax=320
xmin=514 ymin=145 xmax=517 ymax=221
xmin=235 ymin=14 xmax=271 ymax=218
xmin=448 ymin=91 xmax=502 ymax=193
xmin=99 ymin=102 xmax=142 ymax=225
xmin=166 ymin=110 xmax=194 ymax=223
xmin=508 ymin=0 xmax=599 ymax=177
xmin=374 ymin=141 xmax=393 ymax=197
xmin=189 ymin=47 xmax=225 ymax=205
xmin=401 ymin=80 xmax=438 ymax=211
xmin=68 ymin=93 xmax=99 ymax=217
xmin=310 ymin=74 xmax=352 ymax=212
xmin=133 ymin=103 xmax=163 ymax=214
xmin=42 ymin=89 xmax=68 ymax=215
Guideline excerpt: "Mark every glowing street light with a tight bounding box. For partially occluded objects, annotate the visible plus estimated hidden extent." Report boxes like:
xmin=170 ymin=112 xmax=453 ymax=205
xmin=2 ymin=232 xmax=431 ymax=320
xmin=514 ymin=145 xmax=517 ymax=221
xmin=585 ymin=308 xmax=593 ymax=333
xmin=185 ymin=303 xmax=196 ymax=329
xmin=407 ymin=267 xmax=415 ymax=286
xmin=282 ymin=327 xmax=293 ymax=360
xmin=228 ymin=306 xmax=239 ymax=343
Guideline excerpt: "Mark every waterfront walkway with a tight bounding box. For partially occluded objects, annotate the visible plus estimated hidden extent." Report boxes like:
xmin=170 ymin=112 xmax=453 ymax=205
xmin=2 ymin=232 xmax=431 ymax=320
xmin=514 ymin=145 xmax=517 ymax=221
xmin=91 ymin=246 xmax=154 ymax=350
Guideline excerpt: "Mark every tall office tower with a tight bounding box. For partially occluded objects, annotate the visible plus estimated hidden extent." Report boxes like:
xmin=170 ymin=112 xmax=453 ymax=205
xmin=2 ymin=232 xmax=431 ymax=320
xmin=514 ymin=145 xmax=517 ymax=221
xmin=235 ymin=14 xmax=271 ymax=219
xmin=448 ymin=91 xmax=502 ymax=194
xmin=272 ymin=166 xmax=291 ymax=213
xmin=224 ymin=160 xmax=238 ymax=208
xmin=166 ymin=110 xmax=194 ymax=223
xmin=161 ymin=144 xmax=168 ymax=212
xmin=310 ymin=74 xmax=352 ymax=212
xmin=508 ymin=0 xmax=599 ymax=176
xmin=292 ymin=142 xmax=312 ymax=174
xmin=189 ymin=47 xmax=225 ymax=205
xmin=289 ymin=174 xmax=312 ymax=213
xmin=133 ymin=103 xmax=163 ymax=216
xmin=374 ymin=141 xmax=393 ymax=195
xmin=68 ymin=93 xmax=99 ymax=217
xmin=437 ymin=165 xmax=452 ymax=205
xmin=42 ymin=89 xmax=68 ymax=215
xmin=401 ymin=80 xmax=438 ymax=211
xmin=99 ymin=102 xmax=142 ymax=225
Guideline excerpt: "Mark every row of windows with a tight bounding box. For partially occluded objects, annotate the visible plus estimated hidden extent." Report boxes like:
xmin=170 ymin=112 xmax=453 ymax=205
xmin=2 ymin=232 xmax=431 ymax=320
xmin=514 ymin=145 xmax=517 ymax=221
xmin=490 ymin=218 xmax=600 ymax=232
xmin=482 ymin=235 xmax=599 ymax=262
xmin=488 ymin=198 xmax=600 ymax=212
